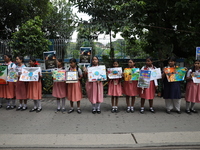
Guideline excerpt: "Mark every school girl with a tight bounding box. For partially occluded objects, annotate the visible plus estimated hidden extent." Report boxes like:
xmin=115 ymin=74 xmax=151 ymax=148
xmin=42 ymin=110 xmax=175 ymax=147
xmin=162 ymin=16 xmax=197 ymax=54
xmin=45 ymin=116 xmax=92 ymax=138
xmin=139 ymin=57 xmax=158 ymax=114
xmin=28 ymin=58 xmax=42 ymax=113
xmin=3 ymin=54 xmax=16 ymax=109
xmin=52 ymin=59 xmax=67 ymax=113
xmin=185 ymin=60 xmax=200 ymax=114
xmin=15 ymin=56 xmax=28 ymax=111
xmin=83 ymin=56 xmax=103 ymax=114
xmin=122 ymin=59 xmax=139 ymax=113
xmin=108 ymin=60 xmax=122 ymax=113
xmin=67 ymin=58 xmax=83 ymax=114
xmin=162 ymin=57 xmax=181 ymax=114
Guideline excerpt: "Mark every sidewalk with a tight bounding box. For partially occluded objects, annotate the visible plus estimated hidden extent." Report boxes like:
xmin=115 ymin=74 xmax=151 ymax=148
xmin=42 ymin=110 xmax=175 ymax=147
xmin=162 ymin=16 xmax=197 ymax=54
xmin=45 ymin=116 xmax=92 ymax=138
xmin=0 ymin=96 xmax=200 ymax=148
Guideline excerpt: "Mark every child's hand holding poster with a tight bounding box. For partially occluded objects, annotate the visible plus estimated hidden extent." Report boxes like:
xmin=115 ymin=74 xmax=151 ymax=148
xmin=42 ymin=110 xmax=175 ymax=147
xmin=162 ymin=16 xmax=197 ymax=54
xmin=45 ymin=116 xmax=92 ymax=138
xmin=19 ymin=67 xmax=41 ymax=81
xmin=107 ymin=67 xmax=122 ymax=79
xmin=52 ymin=70 xmax=66 ymax=82
xmin=88 ymin=65 xmax=107 ymax=82
xmin=137 ymin=70 xmax=151 ymax=88
xmin=164 ymin=67 xmax=187 ymax=82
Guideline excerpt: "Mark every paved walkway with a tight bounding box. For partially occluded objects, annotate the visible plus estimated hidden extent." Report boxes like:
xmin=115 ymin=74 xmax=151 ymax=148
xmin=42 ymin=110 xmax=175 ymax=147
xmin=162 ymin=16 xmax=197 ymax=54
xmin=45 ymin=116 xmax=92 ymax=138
xmin=0 ymin=96 xmax=200 ymax=148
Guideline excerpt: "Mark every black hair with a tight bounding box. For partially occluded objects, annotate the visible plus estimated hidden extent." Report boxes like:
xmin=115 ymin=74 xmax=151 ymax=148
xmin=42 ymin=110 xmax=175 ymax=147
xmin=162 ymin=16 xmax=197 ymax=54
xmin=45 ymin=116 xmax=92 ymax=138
xmin=4 ymin=54 xmax=12 ymax=60
xmin=16 ymin=56 xmax=24 ymax=63
xmin=91 ymin=56 xmax=99 ymax=66
xmin=29 ymin=58 xmax=37 ymax=67
xmin=168 ymin=57 xmax=176 ymax=62
xmin=69 ymin=58 xmax=77 ymax=64
xmin=192 ymin=60 xmax=200 ymax=72
xmin=146 ymin=57 xmax=153 ymax=62
xmin=57 ymin=58 xmax=64 ymax=68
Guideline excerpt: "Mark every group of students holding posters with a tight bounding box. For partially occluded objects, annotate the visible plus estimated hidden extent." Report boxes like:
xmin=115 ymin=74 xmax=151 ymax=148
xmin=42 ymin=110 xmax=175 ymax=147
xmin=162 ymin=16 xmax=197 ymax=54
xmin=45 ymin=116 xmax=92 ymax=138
xmin=0 ymin=54 xmax=200 ymax=115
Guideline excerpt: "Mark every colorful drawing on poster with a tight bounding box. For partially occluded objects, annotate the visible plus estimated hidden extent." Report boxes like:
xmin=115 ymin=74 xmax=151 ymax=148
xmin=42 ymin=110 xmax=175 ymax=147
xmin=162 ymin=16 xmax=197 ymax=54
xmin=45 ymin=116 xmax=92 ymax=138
xmin=137 ymin=70 xmax=151 ymax=88
xmin=66 ymin=71 xmax=78 ymax=83
xmin=19 ymin=67 xmax=41 ymax=81
xmin=164 ymin=67 xmax=187 ymax=82
xmin=52 ymin=70 xmax=66 ymax=82
xmin=7 ymin=69 xmax=18 ymax=82
xmin=124 ymin=68 xmax=140 ymax=81
xmin=88 ymin=65 xmax=107 ymax=82
xmin=192 ymin=72 xmax=200 ymax=83
xmin=79 ymin=47 xmax=92 ymax=64
xmin=150 ymin=68 xmax=162 ymax=80
xmin=43 ymin=51 xmax=57 ymax=69
xmin=107 ymin=67 xmax=122 ymax=79
xmin=131 ymin=68 xmax=140 ymax=81
xmin=0 ymin=65 xmax=8 ymax=84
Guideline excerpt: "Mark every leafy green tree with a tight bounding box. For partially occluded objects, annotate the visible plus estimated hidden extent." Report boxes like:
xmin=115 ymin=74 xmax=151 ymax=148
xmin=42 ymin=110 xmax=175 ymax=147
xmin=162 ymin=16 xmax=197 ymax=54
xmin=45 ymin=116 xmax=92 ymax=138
xmin=0 ymin=0 xmax=52 ymax=39
xmin=42 ymin=0 xmax=77 ymax=39
xmin=10 ymin=16 xmax=51 ymax=58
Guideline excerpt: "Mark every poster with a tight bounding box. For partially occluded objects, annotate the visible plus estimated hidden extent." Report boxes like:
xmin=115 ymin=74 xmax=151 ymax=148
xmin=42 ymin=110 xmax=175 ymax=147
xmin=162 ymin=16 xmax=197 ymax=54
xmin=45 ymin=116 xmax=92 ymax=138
xmin=19 ymin=67 xmax=41 ymax=81
xmin=164 ymin=67 xmax=187 ymax=82
xmin=7 ymin=69 xmax=18 ymax=82
xmin=88 ymin=65 xmax=107 ymax=82
xmin=44 ymin=51 xmax=57 ymax=69
xmin=137 ymin=70 xmax=151 ymax=88
xmin=192 ymin=72 xmax=200 ymax=83
xmin=66 ymin=71 xmax=78 ymax=83
xmin=0 ymin=65 xmax=8 ymax=84
xmin=52 ymin=70 xmax=66 ymax=82
xmin=150 ymin=68 xmax=162 ymax=80
xmin=196 ymin=47 xmax=200 ymax=60
xmin=107 ymin=67 xmax=122 ymax=79
xmin=124 ymin=68 xmax=140 ymax=81
xmin=79 ymin=47 xmax=92 ymax=64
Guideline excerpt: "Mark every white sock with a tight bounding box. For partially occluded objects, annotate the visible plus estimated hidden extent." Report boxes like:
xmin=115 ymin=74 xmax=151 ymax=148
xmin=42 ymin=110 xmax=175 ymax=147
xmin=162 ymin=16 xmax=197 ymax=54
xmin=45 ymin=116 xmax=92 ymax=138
xmin=92 ymin=103 xmax=96 ymax=110
xmin=33 ymin=100 xmax=37 ymax=109
xmin=19 ymin=104 xmax=22 ymax=107
xmin=23 ymin=104 xmax=27 ymax=107
xmin=191 ymin=102 xmax=195 ymax=110
xmin=7 ymin=99 xmax=10 ymax=106
xmin=57 ymin=100 xmax=61 ymax=109
xmin=186 ymin=102 xmax=190 ymax=110
xmin=37 ymin=100 xmax=41 ymax=109
xmin=62 ymin=98 xmax=65 ymax=109
xmin=96 ymin=103 xmax=101 ymax=111
xmin=12 ymin=99 xmax=16 ymax=106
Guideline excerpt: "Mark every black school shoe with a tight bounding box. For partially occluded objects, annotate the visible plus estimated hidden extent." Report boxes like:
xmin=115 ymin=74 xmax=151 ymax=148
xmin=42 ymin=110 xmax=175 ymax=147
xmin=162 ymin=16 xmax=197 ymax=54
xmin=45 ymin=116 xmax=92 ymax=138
xmin=77 ymin=109 xmax=82 ymax=114
xmin=36 ymin=108 xmax=42 ymax=113
xmin=29 ymin=108 xmax=37 ymax=112
xmin=92 ymin=109 xmax=96 ymax=114
xmin=96 ymin=110 xmax=101 ymax=114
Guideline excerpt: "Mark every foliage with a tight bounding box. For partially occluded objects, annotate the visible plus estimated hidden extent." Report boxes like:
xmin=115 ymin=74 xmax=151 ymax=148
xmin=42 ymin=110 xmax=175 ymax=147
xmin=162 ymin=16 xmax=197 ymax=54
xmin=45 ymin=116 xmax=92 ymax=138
xmin=0 ymin=0 xmax=52 ymax=39
xmin=10 ymin=16 xmax=51 ymax=59
xmin=43 ymin=0 xmax=77 ymax=39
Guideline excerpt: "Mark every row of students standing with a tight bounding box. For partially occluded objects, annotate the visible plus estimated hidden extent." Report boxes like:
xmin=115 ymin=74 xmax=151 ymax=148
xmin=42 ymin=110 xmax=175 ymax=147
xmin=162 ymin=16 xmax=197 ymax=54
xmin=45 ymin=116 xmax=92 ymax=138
xmin=0 ymin=54 xmax=42 ymax=112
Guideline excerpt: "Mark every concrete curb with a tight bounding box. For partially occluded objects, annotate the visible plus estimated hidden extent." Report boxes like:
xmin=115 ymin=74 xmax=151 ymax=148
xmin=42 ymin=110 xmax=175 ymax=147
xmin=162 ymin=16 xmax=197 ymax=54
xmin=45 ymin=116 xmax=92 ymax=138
xmin=0 ymin=132 xmax=200 ymax=148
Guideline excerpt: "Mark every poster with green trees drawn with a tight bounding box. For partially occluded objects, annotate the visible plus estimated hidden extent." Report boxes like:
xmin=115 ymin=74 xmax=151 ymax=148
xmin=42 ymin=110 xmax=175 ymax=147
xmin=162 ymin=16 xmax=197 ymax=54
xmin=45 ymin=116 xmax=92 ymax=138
xmin=0 ymin=65 xmax=8 ymax=84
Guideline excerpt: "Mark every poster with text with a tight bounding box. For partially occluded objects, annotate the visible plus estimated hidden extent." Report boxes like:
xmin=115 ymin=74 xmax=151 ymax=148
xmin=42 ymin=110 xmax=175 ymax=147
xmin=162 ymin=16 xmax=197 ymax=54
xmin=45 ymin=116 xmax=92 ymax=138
xmin=88 ymin=65 xmax=107 ymax=82
xmin=19 ymin=67 xmax=41 ymax=81
xmin=79 ymin=47 xmax=92 ymax=64
xmin=192 ymin=72 xmax=200 ymax=83
xmin=7 ymin=69 xmax=18 ymax=82
xmin=66 ymin=71 xmax=78 ymax=83
xmin=150 ymin=68 xmax=162 ymax=80
xmin=164 ymin=67 xmax=187 ymax=82
xmin=52 ymin=70 xmax=66 ymax=82
xmin=137 ymin=70 xmax=151 ymax=88
xmin=0 ymin=65 xmax=8 ymax=84
xmin=107 ymin=67 xmax=122 ymax=79
xmin=43 ymin=51 xmax=57 ymax=69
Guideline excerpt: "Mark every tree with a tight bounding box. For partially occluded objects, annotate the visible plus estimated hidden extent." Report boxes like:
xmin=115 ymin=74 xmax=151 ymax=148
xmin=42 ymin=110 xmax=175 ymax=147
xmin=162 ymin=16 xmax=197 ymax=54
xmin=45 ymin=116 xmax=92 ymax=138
xmin=0 ymin=0 xmax=52 ymax=39
xmin=42 ymin=0 xmax=77 ymax=39
xmin=10 ymin=16 xmax=51 ymax=59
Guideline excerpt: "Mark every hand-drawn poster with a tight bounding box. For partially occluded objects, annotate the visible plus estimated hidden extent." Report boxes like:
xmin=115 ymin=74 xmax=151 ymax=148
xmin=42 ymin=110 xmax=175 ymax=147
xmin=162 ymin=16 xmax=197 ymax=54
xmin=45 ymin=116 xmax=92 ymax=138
xmin=66 ymin=71 xmax=78 ymax=83
xmin=0 ymin=65 xmax=8 ymax=84
xmin=7 ymin=69 xmax=18 ymax=82
xmin=88 ymin=65 xmax=107 ymax=82
xmin=137 ymin=70 xmax=151 ymax=88
xmin=107 ymin=67 xmax=122 ymax=79
xmin=164 ymin=67 xmax=187 ymax=82
xmin=52 ymin=70 xmax=66 ymax=82
xmin=124 ymin=68 xmax=140 ymax=81
xmin=150 ymin=68 xmax=162 ymax=80
xmin=44 ymin=51 xmax=57 ymax=69
xmin=79 ymin=47 xmax=92 ymax=64
xmin=192 ymin=72 xmax=200 ymax=83
xmin=19 ymin=67 xmax=41 ymax=81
